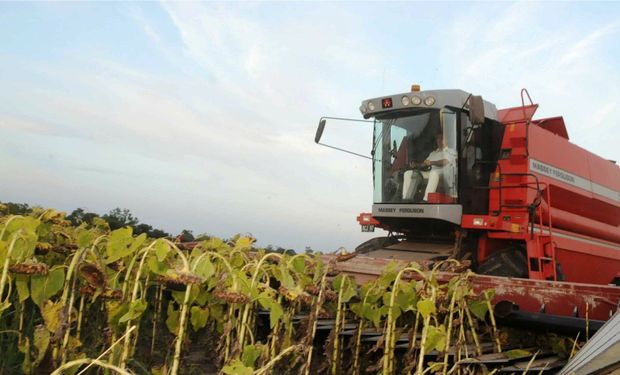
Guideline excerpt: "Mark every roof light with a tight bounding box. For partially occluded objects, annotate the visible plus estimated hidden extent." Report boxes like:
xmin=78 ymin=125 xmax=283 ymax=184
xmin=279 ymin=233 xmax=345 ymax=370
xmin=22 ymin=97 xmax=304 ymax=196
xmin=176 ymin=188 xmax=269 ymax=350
xmin=368 ymin=101 xmax=376 ymax=111
xmin=411 ymin=84 xmax=421 ymax=92
xmin=411 ymin=96 xmax=422 ymax=105
xmin=381 ymin=98 xmax=393 ymax=109
xmin=401 ymin=96 xmax=410 ymax=106
xmin=360 ymin=104 xmax=367 ymax=114
xmin=424 ymin=96 xmax=436 ymax=106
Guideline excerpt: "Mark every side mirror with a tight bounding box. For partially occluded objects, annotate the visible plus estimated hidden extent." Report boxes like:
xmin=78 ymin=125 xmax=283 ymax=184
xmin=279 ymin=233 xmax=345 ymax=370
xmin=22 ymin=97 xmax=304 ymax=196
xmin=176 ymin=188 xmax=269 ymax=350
xmin=468 ymin=95 xmax=485 ymax=125
xmin=315 ymin=119 xmax=326 ymax=143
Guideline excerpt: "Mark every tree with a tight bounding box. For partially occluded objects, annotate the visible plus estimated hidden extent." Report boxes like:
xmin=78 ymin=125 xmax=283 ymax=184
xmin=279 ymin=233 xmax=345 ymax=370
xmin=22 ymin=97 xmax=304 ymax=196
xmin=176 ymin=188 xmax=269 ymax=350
xmin=133 ymin=223 xmax=169 ymax=239
xmin=102 ymin=208 xmax=139 ymax=230
xmin=1 ymin=202 xmax=31 ymax=215
xmin=67 ymin=208 xmax=100 ymax=226
xmin=148 ymin=228 xmax=169 ymax=239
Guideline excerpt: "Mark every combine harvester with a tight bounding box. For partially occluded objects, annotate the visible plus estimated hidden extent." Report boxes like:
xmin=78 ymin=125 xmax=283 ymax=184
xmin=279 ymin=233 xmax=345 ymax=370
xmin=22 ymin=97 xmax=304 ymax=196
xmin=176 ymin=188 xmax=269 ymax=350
xmin=315 ymin=86 xmax=620 ymax=370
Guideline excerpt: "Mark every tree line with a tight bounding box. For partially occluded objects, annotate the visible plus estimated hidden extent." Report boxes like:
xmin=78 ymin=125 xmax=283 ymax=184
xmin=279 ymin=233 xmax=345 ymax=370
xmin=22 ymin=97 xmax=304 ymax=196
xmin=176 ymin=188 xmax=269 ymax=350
xmin=0 ymin=202 xmax=183 ymax=239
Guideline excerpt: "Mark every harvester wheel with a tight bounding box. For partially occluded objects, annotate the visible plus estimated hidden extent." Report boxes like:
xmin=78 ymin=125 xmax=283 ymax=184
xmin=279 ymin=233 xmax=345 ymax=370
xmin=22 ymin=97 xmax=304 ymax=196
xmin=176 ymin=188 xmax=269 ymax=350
xmin=477 ymin=247 xmax=528 ymax=278
xmin=355 ymin=236 xmax=399 ymax=254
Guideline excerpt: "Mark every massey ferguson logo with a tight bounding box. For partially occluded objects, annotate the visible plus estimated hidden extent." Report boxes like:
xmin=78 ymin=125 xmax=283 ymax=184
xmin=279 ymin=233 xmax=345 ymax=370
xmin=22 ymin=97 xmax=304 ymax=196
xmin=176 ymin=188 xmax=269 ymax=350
xmin=377 ymin=207 xmax=425 ymax=214
xmin=399 ymin=208 xmax=424 ymax=213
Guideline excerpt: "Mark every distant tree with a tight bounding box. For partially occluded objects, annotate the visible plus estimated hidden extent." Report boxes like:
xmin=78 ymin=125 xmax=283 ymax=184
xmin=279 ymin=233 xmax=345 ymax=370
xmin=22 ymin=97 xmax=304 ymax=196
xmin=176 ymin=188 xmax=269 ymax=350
xmin=67 ymin=208 xmax=100 ymax=226
xmin=149 ymin=228 xmax=169 ymax=239
xmin=2 ymin=202 xmax=31 ymax=215
xmin=133 ymin=223 xmax=153 ymax=236
xmin=274 ymin=247 xmax=296 ymax=255
xmin=102 ymin=208 xmax=139 ymax=230
xmin=134 ymin=223 xmax=169 ymax=239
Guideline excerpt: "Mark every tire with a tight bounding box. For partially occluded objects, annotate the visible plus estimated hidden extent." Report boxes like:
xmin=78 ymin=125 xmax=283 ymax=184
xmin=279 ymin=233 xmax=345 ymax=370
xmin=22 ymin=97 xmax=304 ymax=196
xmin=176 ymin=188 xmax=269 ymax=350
xmin=355 ymin=236 xmax=400 ymax=254
xmin=477 ymin=247 xmax=528 ymax=278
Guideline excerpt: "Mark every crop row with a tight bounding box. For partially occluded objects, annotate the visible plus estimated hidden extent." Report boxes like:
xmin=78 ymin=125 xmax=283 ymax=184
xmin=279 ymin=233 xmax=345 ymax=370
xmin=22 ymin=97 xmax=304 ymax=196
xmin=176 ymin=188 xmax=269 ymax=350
xmin=0 ymin=207 xmax=523 ymax=374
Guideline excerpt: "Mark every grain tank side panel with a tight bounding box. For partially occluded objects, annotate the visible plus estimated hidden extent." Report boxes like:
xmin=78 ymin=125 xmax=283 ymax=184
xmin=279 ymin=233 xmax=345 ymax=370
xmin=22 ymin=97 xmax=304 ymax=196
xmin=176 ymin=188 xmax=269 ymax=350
xmin=527 ymin=123 xmax=620 ymax=242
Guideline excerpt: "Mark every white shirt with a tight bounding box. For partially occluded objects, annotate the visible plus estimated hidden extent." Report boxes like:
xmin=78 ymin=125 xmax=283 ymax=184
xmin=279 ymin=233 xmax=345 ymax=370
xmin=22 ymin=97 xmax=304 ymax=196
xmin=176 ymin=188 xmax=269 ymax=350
xmin=426 ymin=146 xmax=457 ymax=170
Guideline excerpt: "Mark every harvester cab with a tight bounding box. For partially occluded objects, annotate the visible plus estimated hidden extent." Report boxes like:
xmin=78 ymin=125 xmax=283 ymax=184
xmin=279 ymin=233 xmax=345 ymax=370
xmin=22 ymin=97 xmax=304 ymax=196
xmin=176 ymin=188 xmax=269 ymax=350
xmin=316 ymin=87 xmax=505 ymax=264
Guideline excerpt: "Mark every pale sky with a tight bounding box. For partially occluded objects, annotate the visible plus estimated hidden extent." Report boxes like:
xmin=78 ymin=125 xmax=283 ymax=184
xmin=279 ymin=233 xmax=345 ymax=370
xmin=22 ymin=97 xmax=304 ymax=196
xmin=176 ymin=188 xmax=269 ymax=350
xmin=1 ymin=2 xmax=619 ymax=252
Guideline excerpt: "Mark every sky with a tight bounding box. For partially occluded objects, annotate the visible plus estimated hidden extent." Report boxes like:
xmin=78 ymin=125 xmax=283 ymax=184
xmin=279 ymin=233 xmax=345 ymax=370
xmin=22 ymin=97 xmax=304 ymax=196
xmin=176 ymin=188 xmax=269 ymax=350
xmin=1 ymin=2 xmax=619 ymax=252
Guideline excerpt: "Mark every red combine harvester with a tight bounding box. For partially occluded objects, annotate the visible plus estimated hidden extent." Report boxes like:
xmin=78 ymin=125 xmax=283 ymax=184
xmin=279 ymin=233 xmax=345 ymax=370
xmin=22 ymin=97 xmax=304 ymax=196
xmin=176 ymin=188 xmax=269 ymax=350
xmin=315 ymin=87 xmax=620 ymax=330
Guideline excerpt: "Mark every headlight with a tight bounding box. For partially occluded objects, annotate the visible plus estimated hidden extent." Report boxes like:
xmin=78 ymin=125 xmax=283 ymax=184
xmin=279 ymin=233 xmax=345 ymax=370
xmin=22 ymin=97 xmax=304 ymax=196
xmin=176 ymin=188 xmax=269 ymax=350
xmin=411 ymin=96 xmax=422 ymax=105
xmin=368 ymin=102 xmax=376 ymax=111
xmin=359 ymin=104 xmax=367 ymax=114
xmin=401 ymin=96 xmax=410 ymax=106
xmin=424 ymin=96 xmax=436 ymax=106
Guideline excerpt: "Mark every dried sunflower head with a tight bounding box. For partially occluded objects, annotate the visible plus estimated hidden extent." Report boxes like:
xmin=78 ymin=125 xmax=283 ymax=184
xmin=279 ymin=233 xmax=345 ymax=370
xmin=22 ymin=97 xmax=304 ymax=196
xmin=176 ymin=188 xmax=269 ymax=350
xmin=79 ymin=263 xmax=106 ymax=289
xmin=9 ymin=263 xmax=49 ymax=276
xmin=323 ymin=289 xmax=338 ymax=303
xmin=79 ymin=285 xmax=123 ymax=300
xmin=35 ymin=242 xmax=53 ymax=255
xmin=106 ymin=261 xmax=124 ymax=272
xmin=298 ymin=293 xmax=314 ymax=307
xmin=212 ymin=289 xmax=249 ymax=304
xmin=304 ymin=285 xmax=320 ymax=296
xmin=157 ymin=272 xmax=203 ymax=291
xmin=336 ymin=252 xmax=357 ymax=262
xmin=326 ymin=268 xmax=341 ymax=277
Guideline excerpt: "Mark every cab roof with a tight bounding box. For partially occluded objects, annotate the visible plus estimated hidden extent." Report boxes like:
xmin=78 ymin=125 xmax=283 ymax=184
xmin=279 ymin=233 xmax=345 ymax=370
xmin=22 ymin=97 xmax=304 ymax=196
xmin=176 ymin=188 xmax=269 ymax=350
xmin=360 ymin=89 xmax=498 ymax=121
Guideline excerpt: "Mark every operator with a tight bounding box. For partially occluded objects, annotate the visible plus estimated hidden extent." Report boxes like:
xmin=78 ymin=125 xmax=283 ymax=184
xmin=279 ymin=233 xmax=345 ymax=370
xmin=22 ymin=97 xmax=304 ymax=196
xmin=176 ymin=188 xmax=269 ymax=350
xmin=402 ymin=132 xmax=457 ymax=202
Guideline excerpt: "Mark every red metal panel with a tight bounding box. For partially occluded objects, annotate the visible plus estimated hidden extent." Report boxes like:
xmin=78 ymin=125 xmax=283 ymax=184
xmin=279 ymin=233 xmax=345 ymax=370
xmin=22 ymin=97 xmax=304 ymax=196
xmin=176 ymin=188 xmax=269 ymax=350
xmin=532 ymin=116 xmax=569 ymax=140
xmin=498 ymin=104 xmax=539 ymax=124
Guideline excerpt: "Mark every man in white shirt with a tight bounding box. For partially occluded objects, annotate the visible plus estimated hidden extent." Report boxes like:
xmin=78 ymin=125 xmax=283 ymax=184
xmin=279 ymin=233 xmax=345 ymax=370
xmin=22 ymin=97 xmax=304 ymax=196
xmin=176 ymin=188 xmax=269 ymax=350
xmin=402 ymin=133 xmax=457 ymax=201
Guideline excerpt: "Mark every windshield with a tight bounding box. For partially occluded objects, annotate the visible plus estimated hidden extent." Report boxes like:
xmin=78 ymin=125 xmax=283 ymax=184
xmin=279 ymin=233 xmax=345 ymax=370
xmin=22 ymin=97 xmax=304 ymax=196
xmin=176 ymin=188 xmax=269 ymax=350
xmin=373 ymin=108 xmax=458 ymax=204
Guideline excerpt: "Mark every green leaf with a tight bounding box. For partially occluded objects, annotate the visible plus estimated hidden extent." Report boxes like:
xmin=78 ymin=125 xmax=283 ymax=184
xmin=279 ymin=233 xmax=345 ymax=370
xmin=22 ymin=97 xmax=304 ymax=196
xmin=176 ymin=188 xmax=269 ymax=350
xmin=195 ymin=289 xmax=210 ymax=306
xmin=106 ymin=301 xmax=127 ymax=328
xmin=15 ymin=275 xmax=30 ymax=302
xmin=118 ymin=299 xmax=147 ymax=323
xmin=19 ymin=336 xmax=32 ymax=374
xmin=257 ymin=290 xmax=275 ymax=309
xmin=10 ymin=231 xmax=38 ymax=261
xmin=291 ymin=256 xmax=306 ymax=274
xmin=468 ymin=300 xmax=489 ymax=321
xmin=105 ymin=227 xmax=134 ymax=263
xmin=154 ymin=240 xmax=170 ymax=262
xmin=483 ymin=288 xmax=496 ymax=301
xmin=395 ymin=286 xmax=417 ymax=312
xmin=278 ymin=264 xmax=295 ymax=290
xmin=269 ymin=300 xmax=284 ymax=329
xmin=341 ymin=279 xmax=357 ymax=304
xmin=41 ymin=301 xmax=64 ymax=334
xmin=417 ymin=299 xmax=436 ymax=319
xmin=0 ymin=300 xmax=11 ymax=313
xmin=504 ymin=349 xmax=532 ymax=360
xmin=0 ymin=241 xmax=6 ymax=268
xmin=147 ymin=256 xmax=167 ymax=275
xmin=190 ymin=306 xmax=209 ymax=331
xmin=202 ymin=237 xmax=229 ymax=252
xmin=31 ymin=268 xmax=65 ymax=307
xmin=166 ymin=302 xmax=179 ymax=335
xmin=233 ymin=236 xmax=254 ymax=251
xmin=194 ymin=256 xmax=215 ymax=280
xmin=33 ymin=325 xmax=50 ymax=368
xmin=222 ymin=360 xmax=253 ymax=375
xmin=242 ymin=344 xmax=261 ymax=368
xmin=77 ymin=229 xmax=95 ymax=248
xmin=424 ymin=325 xmax=447 ymax=352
